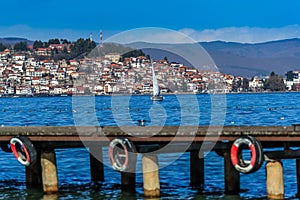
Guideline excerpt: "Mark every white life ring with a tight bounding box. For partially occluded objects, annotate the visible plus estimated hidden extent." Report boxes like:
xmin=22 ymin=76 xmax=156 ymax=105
xmin=108 ymin=137 xmax=137 ymax=172
xmin=230 ymin=136 xmax=264 ymax=174
xmin=10 ymin=136 xmax=37 ymax=166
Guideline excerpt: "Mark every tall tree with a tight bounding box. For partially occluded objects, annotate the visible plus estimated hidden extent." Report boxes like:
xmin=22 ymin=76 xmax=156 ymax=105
xmin=63 ymin=46 xmax=68 ymax=54
xmin=264 ymin=72 xmax=286 ymax=91
xmin=121 ymin=49 xmax=145 ymax=60
xmin=71 ymin=38 xmax=96 ymax=57
xmin=164 ymin=56 xmax=168 ymax=62
xmin=60 ymin=39 xmax=70 ymax=44
xmin=0 ymin=43 xmax=6 ymax=51
xmin=33 ymin=40 xmax=44 ymax=49
xmin=48 ymin=38 xmax=60 ymax=45
xmin=14 ymin=42 xmax=28 ymax=51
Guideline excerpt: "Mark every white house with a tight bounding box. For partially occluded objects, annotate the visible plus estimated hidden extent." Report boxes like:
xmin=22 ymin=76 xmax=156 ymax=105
xmin=12 ymin=54 xmax=25 ymax=61
xmin=249 ymin=76 xmax=264 ymax=90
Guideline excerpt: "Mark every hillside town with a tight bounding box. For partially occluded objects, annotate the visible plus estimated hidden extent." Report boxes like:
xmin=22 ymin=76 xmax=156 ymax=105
xmin=0 ymin=41 xmax=299 ymax=97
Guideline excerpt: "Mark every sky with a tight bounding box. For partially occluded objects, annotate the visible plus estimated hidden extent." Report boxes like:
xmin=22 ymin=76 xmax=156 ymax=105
xmin=1 ymin=0 xmax=300 ymax=43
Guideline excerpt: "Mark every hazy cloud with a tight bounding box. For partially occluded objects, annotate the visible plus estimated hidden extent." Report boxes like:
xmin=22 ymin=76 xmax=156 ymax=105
xmin=179 ymin=25 xmax=300 ymax=43
xmin=105 ymin=27 xmax=197 ymax=44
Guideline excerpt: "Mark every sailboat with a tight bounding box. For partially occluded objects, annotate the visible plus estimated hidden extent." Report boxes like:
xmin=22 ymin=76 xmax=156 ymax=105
xmin=150 ymin=62 xmax=163 ymax=101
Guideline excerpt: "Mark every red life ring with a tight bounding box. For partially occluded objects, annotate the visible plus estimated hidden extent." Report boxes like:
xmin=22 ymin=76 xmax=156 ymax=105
xmin=10 ymin=136 xmax=37 ymax=166
xmin=108 ymin=137 xmax=137 ymax=172
xmin=230 ymin=136 xmax=264 ymax=174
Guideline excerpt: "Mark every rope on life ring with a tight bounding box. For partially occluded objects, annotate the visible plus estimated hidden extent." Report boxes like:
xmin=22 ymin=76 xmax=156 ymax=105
xmin=108 ymin=137 xmax=137 ymax=172
xmin=230 ymin=136 xmax=264 ymax=174
xmin=10 ymin=136 xmax=37 ymax=166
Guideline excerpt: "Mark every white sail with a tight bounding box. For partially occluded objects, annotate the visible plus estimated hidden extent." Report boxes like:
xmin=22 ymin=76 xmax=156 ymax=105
xmin=151 ymin=63 xmax=160 ymax=96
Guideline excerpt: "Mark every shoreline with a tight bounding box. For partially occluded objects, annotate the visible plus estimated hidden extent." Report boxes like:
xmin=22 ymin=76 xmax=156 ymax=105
xmin=1 ymin=90 xmax=298 ymax=98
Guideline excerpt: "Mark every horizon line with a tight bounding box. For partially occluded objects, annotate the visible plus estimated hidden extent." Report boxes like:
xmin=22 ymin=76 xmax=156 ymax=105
xmin=1 ymin=36 xmax=300 ymax=46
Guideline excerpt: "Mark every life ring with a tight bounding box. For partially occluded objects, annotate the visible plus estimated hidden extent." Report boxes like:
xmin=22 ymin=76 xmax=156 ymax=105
xmin=230 ymin=136 xmax=264 ymax=174
xmin=108 ymin=137 xmax=137 ymax=172
xmin=10 ymin=136 xmax=37 ymax=166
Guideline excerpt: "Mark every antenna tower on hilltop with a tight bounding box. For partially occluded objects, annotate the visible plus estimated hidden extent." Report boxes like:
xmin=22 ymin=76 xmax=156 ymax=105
xmin=90 ymin=32 xmax=93 ymax=42
xmin=100 ymin=30 xmax=103 ymax=47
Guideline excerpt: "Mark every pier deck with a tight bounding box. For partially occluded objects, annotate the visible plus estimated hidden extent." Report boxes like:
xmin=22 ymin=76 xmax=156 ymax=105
xmin=0 ymin=125 xmax=300 ymax=149
xmin=0 ymin=125 xmax=299 ymax=141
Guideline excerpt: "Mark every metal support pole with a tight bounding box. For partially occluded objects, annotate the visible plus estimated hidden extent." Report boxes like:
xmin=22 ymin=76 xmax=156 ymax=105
xmin=190 ymin=151 xmax=204 ymax=188
xmin=224 ymin=151 xmax=240 ymax=195
xmin=296 ymin=159 xmax=300 ymax=197
xmin=121 ymin=172 xmax=136 ymax=191
xmin=89 ymin=145 xmax=104 ymax=182
xmin=26 ymin=151 xmax=42 ymax=189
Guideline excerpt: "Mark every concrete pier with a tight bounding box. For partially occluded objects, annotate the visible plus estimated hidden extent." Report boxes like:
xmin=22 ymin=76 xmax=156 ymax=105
xmin=266 ymin=160 xmax=284 ymax=199
xmin=41 ymin=150 xmax=58 ymax=194
xmin=142 ymin=155 xmax=160 ymax=197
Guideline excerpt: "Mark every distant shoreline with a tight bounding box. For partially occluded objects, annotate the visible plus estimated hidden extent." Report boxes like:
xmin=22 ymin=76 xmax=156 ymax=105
xmin=1 ymin=90 xmax=297 ymax=98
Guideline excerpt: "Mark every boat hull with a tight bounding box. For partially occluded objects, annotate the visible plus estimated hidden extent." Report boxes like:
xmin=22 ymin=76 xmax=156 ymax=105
xmin=151 ymin=95 xmax=163 ymax=101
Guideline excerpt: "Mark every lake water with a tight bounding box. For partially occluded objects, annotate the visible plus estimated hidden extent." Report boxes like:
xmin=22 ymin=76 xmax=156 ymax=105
xmin=0 ymin=92 xmax=300 ymax=199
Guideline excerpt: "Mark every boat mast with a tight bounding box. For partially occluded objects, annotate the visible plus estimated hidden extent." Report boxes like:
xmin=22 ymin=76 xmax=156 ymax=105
xmin=151 ymin=62 xmax=160 ymax=96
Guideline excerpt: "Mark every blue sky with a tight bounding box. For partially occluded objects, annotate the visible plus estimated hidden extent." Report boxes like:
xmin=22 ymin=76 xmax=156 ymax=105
xmin=1 ymin=0 xmax=300 ymax=43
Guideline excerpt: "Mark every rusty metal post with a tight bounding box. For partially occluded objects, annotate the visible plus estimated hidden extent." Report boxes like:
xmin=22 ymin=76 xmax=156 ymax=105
xmin=266 ymin=160 xmax=284 ymax=199
xmin=190 ymin=151 xmax=204 ymax=188
xmin=89 ymin=144 xmax=104 ymax=182
xmin=142 ymin=154 xmax=160 ymax=197
xmin=224 ymin=151 xmax=240 ymax=195
xmin=41 ymin=149 xmax=58 ymax=194
xmin=121 ymin=149 xmax=136 ymax=191
xmin=26 ymin=151 xmax=42 ymax=189
xmin=297 ymin=159 xmax=300 ymax=197
xmin=121 ymin=172 xmax=136 ymax=191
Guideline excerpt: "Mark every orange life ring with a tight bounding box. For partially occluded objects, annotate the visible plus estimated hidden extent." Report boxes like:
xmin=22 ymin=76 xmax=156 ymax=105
xmin=10 ymin=136 xmax=37 ymax=166
xmin=108 ymin=137 xmax=136 ymax=172
xmin=230 ymin=136 xmax=264 ymax=174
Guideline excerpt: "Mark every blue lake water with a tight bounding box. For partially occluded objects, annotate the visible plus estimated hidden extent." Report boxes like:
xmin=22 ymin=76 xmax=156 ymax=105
xmin=0 ymin=92 xmax=300 ymax=199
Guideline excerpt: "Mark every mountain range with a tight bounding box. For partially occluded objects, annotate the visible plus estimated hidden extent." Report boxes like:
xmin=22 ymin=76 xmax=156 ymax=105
xmin=200 ymin=39 xmax=300 ymax=77
xmin=0 ymin=37 xmax=34 ymax=45
xmin=1 ymin=37 xmax=300 ymax=77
